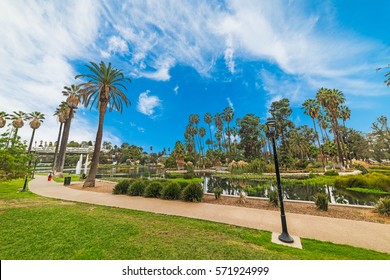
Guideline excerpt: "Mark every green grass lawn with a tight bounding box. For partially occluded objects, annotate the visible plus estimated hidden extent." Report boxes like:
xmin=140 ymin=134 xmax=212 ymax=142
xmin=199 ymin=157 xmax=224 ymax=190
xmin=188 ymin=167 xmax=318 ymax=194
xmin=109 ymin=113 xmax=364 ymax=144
xmin=0 ymin=179 xmax=389 ymax=260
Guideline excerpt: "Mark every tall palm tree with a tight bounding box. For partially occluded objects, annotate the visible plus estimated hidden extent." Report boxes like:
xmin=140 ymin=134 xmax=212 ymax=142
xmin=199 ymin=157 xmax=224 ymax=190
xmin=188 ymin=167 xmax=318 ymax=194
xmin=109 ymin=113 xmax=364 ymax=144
xmin=223 ymin=107 xmax=234 ymax=157
xmin=214 ymin=113 xmax=224 ymax=151
xmin=22 ymin=111 xmax=45 ymax=191
xmin=204 ymin=112 xmax=214 ymax=150
xmin=27 ymin=112 xmax=45 ymax=153
xmin=302 ymin=99 xmax=325 ymax=171
xmin=0 ymin=111 xmax=8 ymax=129
xmin=52 ymin=102 xmax=68 ymax=172
xmin=339 ymin=105 xmax=351 ymax=165
xmin=76 ymin=61 xmax=131 ymax=187
xmin=56 ymin=85 xmax=81 ymax=176
xmin=8 ymin=111 xmax=27 ymax=147
xmin=199 ymin=126 xmax=206 ymax=167
xmin=316 ymin=88 xmax=345 ymax=169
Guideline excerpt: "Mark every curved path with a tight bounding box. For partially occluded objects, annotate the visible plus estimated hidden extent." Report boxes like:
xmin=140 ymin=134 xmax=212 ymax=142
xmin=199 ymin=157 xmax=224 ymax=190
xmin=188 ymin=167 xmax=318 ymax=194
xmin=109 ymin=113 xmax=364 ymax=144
xmin=29 ymin=176 xmax=390 ymax=254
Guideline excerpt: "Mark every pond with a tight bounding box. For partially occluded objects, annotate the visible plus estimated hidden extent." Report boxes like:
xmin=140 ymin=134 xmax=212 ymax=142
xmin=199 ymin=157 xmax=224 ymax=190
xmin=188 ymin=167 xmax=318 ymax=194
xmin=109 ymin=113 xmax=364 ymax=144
xmin=94 ymin=167 xmax=385 ymax=206
xmin=202 ymin=176 xmax=385 ymax=207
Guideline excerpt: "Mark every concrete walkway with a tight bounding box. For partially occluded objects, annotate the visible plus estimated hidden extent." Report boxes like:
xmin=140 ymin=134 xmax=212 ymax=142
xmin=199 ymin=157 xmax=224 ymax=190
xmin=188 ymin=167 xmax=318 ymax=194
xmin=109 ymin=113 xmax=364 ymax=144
xmin=29 ymin=176 xmax=390 ymax=254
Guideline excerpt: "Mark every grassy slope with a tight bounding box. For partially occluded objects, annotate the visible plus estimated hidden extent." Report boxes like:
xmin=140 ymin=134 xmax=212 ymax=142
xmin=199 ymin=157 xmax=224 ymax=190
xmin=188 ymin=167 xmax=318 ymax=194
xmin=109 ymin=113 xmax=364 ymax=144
xmin=0 ymin=179 xmax=389 ymax=260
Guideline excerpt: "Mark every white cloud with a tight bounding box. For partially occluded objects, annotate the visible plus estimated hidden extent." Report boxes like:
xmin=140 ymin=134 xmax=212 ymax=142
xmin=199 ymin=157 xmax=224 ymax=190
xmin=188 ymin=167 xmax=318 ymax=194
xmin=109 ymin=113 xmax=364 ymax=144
xmin=137 ymin=127 xmax=145 ymax=133
xmin=137 ymin=90 xmax=162 ymax=117
xmin=174 ymin=85 xmax=179 ymax=95
xmin=226 ymin=97 xmax=234 ymax=110
xmin=224 ymin=35 xmax=235 ymax=74
xmin=0 ymin=0 xmax=101 ymax=144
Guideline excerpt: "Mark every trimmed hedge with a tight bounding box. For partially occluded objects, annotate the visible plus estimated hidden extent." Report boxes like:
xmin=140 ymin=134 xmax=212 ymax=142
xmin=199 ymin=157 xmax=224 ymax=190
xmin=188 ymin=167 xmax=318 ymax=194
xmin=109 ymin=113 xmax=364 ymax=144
xmin=161 ymin=182 xmax=182 ymax=200
xmin=127 ymin=179 xmax=148 ymax=196
xmin=182 ymin=182 xmax=204 ymax=202
xmin=144 ymin=181 xmax=163 ymax=198
xmin=113 ymin=179 xmax=133 ymax=194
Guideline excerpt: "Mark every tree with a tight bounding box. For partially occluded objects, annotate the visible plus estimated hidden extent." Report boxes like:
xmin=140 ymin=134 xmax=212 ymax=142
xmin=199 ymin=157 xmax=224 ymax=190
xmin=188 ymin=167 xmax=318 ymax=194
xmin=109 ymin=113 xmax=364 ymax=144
xmin=237 ymin=113 xmax=262 ymax=160
xmin=0 ymin=112 xmax=8 ymax=129
xmin=316 ymin=88 xmax=345 ymax=169
xmin=204 ymin=112 xmax=214 ymax=150
xmin=8 ymin=111 xmax=27 ymax=147
xmin=76 ymin=61 xmax=131 ymax=187
xmin=52 ymin=102 xmax=68 ymax=172
xmin=376 ymin=64 xmax=390 ymax=87
xmin=55 ymin=85 xmax=81 ymax=176
xmin=26 ymin=112 xmax=45 ymax=153
xmin=302 ymin=99 xmax=325 ymax=171
xmin=222 ymin=107 xmax=234 ymax=156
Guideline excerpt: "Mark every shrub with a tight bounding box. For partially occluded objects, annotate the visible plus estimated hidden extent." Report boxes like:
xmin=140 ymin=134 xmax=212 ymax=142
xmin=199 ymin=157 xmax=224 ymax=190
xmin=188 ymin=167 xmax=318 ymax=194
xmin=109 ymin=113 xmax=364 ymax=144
xmin=176 ymin=181 xmax=189 ymax=190
xmin=112 ymin=179 xmax=133 ymax=194
xmin=294 ymin=159 xmax=309 ymax=170
xmin=314 ymin=193 xmax=329 ymax=211
xmin=144 ymin=181 xmax=163 ymax=198
xmin=268 ymin=189 xmax=278 ymax=207
xmin=182 ymin=182 xmax=204 ymax=202
xmin=245 ymin=158 xmax=266 ymax=174
xmin=352 ymin=164 xmax=368 ymax=175
xmin=324 ymin=170 xmax=339 ymax=176
xmin=161 ymin=182 xmax=182 ymax=200
xmin=183 ymin=172 xmax=194 ymax=179
xmin=213 ymin=187 xmax=222 ymax=199
xmin=375 ymin=197 xmax=390 ymax=216
xmin=127 ymin=179 xmax=147 ymax=196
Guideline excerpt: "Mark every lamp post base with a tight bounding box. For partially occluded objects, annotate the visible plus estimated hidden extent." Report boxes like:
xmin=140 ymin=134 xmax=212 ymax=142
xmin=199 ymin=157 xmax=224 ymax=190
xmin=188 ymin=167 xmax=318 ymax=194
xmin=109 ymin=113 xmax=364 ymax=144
xmin=279 ymin=232 xmax=294 ymax=243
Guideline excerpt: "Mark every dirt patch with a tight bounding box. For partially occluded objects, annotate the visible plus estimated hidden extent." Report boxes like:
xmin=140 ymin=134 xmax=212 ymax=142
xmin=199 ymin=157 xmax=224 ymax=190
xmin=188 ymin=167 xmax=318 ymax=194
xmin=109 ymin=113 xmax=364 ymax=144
xmin=66 ymin=180 xmax=390 ymax=224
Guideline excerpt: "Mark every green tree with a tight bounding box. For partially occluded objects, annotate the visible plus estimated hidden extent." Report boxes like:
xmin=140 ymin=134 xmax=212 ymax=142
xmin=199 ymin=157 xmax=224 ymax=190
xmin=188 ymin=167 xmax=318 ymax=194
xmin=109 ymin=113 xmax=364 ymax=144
xmin=26 ymin=111 xmax=45 ymax=153
xmin=76 ymin=61 xmax=131 ymax=187
xmin=302 ymin=99 xmax=325 ymax=171
xmin=316 ymin=88 xmax=346 ymax=169
xmin=56 ymin=84 xmax=81 ymax=176
xmin=52 ymin=102 xmax=68 ymax=173
xmin=8 ymin=111 xmax=27 ymax=147
xmin=204 ymin=112 xmax=214 ymax=150
xmin=237 ymin=113 xmax=262 ymax=160
xmin=223 ymin=107 xmax=234 ymax=156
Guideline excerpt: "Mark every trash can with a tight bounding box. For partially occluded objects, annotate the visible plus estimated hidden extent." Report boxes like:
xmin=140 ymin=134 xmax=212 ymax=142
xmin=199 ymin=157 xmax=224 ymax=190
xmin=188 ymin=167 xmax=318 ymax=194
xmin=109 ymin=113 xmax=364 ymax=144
xmin=64 ymin=177 xmax=71 ymax=186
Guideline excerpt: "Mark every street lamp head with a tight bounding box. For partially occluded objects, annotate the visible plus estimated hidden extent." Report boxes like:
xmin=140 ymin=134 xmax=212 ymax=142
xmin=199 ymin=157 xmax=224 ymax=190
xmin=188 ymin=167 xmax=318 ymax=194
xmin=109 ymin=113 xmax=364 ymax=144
xmin=266 ymin=119 xmax=276 ymax=135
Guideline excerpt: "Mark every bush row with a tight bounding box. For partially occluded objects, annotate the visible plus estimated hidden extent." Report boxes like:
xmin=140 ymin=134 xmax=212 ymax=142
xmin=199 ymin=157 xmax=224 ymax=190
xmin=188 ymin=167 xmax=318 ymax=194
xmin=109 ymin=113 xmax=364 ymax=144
xmin=334 ymin=172 xmax=390 ymax=192
xmin=113 ymin=179 xmax=204 ymax=202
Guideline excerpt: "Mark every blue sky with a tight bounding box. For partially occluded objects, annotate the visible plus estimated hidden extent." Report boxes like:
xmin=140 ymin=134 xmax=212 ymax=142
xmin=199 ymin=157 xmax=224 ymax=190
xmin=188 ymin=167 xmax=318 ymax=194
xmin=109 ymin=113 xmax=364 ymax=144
xmin=1 ymin=0 xmax=390 ymax=152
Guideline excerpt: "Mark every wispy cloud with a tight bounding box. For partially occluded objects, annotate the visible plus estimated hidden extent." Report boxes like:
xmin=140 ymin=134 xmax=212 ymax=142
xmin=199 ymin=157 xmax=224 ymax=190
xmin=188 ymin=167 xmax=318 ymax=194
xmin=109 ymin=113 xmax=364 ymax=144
xmin=226 ymin=97 xmax=234 ymax=110
xmin=174 ymin=85 xmax=179 ymax=95
xmin=224 ymin=34 xmax=235 ymax=74
xmin=137 ymin=90 xmax=162 ymax=117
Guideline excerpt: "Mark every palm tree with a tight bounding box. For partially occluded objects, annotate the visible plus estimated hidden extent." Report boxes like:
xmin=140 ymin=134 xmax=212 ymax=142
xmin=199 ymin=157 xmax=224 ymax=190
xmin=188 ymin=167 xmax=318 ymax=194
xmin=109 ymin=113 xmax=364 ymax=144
xmin=0 ymin=111 xmax=8 ymax=129
xmin=214 ymin=113 xmax=224 ymax=151
xmin=199 ymin=127 xmax=206 ymax=167
xmin=302 ymin=99 xmax=325 ymax=171
xmin=316 ymin=88 xmax=345 ymax=169
xmin=223 ymin=107 xmax=234 ymax=157
xmin=339 ymin=105 xmax=351 ymax=165
xmin=22 ymin=111 xmax=45 ymax=191
xmin=204 ymin=112 xmax=214 ymax=150
xmin=9 ymin=111 xmax=27 ymax=147
xmin=75 ymin=61 xmax=131 ymax=187
xmin=55 ymin=85 xmax=81 ymax=176
xmin=26 ymin=112 xmax=45 ymax=153
xmin=52 ymin=102 xmax=68 ymax=173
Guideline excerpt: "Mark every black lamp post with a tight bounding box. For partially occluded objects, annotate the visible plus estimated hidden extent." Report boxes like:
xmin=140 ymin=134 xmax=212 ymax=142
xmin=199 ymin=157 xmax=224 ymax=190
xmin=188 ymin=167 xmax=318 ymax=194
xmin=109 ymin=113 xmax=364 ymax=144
xmin=266 ymin=119 xmax=294 ymax=243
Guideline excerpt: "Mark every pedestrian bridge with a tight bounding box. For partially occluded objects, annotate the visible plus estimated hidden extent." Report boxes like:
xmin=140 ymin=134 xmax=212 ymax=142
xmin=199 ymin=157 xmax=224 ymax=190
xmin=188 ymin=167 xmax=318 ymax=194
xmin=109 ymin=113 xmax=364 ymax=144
xmin=31 ymin=146 xmax=97 ymax=154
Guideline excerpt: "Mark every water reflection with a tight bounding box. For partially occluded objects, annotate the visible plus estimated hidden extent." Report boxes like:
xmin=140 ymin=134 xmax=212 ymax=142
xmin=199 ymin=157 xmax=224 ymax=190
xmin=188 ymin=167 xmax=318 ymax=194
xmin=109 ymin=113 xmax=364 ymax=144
xmin=203 ymin=175 xmax=384 ymax=206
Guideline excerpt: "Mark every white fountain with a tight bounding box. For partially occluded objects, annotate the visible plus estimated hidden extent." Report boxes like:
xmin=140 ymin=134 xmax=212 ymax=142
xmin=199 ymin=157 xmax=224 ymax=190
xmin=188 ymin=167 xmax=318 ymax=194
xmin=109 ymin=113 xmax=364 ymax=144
xmin=84 ymin=154 xmax=89 ymax=174
xmin=76 ymin=154 xmax=83 ymax=175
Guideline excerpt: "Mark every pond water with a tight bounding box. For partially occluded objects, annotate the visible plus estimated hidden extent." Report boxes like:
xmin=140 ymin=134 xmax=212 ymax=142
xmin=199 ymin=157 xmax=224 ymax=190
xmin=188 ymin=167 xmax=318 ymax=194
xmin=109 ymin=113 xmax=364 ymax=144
xmin=95 ymin=167 xmax=384 ymax=206
xmin=202 ymin=176 xmax=384 ymax=206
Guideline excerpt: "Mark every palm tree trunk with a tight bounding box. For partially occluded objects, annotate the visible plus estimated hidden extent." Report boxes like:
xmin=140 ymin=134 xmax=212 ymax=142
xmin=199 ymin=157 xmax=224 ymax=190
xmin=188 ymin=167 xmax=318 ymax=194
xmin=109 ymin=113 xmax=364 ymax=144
xmin=56 ymin=113 xmax=73 ymax=176
xmin=312 ymin=118 xmax=325 ymax=172
xmin=84 ymin=103 xmax=107 ymax=187
xmin=52 ymin=122 xmax=63 ymax=172
xmin=11 ymin=128 xmax=19 ymax=148
xmin=208 ymin=124 xmax=214 ymax=151
xmin=28 ymin=129 xmax=36 ymax=153
xmin=331 ymin=116 xmax=344 ymax=170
